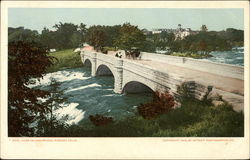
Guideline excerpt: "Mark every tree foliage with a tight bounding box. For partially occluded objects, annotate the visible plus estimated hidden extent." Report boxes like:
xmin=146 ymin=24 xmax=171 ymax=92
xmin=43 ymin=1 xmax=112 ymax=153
xmin=86 ymin=25 xmax=108 ymax=50
xmin=40 ymin=27 xmax=57 ymax=49
xmin=218 ymin=28 xmax=244 ymax=47
xmin=115 ymin=23 xmax=146 ymax=50
xmin=170 ymin=31 xmax=232 ymax=53
xmin=8 ymin=41 xmax=55 ymax=136
xmin=9 ymin=23 xmax=243 ymax=53
xmin=36 ymin=78 xmax=69 ymax=137
xmin=52 ymin=22 xmax=80 ymax=49
xmin=138 ymin=91 xmax=175 ymax=119
xmin=8 ymin=27 xmax=40 ymax=43
xmin=40 ymin=22 xmax=87 ymax=50
xmin=89 ymin=114 xmax=113 ymax=126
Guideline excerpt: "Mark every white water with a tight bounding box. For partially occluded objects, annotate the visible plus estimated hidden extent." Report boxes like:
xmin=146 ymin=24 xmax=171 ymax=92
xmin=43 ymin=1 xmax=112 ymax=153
xmin=28 ymin=70 xmax=89 ymax=88
xmin=55 ymin=103 xmax=85 ymax=125
xmin=64 ymin=83 xmax=101 ymax=93
xmin=29 ymin=68 xmax=153 ymax=127
xmin=204 ymin=50 xmax=244 ymax=66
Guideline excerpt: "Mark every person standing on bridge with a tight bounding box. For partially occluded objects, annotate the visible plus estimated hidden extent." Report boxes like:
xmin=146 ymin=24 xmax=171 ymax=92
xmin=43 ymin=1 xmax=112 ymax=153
xmin=115 ymin=51 xmax=122 ymax=58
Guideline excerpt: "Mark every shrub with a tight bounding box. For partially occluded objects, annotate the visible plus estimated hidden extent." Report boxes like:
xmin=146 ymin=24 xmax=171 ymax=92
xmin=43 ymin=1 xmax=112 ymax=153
xmin=103 ymin=46 xmax=117 ymax=51
xmin=137 ymin=91 xmax=175 ymax=119
xmin=89 ymin=114 xmax=114 ymax=126
xmin=176 ymin=82 xmax=196 ymax=103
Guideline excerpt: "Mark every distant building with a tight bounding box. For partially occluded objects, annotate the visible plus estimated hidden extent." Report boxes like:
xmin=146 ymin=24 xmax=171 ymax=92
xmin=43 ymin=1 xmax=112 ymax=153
xmin=152 ymin=28 xmax=176 ymax=34
xmin=152 ymin=29 xmax=163 ymax=34
xmin=174 ymin=25 xmax=198 ymax=40
xmin=49 ymin=49 xmax=56 ymax=52
xmin=142 ymin=28 xmax=152 ymax=35
xmin=150 ymin=25 xmax=198 ymax=40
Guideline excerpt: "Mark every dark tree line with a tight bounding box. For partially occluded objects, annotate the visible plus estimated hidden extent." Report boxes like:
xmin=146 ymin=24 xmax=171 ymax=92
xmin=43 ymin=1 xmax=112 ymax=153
xmin=152 ymin=28 xmax=243 ymax=54
xmin=9 ymin=23 xmax=243 ymax=54
xmin=170 ymin=32 xmax=232 ymax=54
xmin=8 ymin=22 xmax=153 ymax=52
xmin=142 ymin=26 xmax=243 ymax=54
xmin=85 ymin=23 xmax=149 ymax=52
xmin=9 ymin=22 xmax=87 ymax=50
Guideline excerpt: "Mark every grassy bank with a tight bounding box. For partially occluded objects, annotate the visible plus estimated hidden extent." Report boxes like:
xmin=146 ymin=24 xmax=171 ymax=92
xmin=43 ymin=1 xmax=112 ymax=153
xmin=54 ymin=99 xmax=243 ymax=137
xmin=46 ymin=49 xmax=83 ymax=73
xmin=171 ymin=52 xmax=213 ymax=59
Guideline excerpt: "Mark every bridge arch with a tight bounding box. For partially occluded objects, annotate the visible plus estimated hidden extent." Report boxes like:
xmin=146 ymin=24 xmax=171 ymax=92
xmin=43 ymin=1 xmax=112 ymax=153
xmin=122 ymin=81 xmax=154 ymax=94
xmin=96 ymin=64 xmax=114 ymax=76
xmin=83 ymin=58 xmax=92 ymax=67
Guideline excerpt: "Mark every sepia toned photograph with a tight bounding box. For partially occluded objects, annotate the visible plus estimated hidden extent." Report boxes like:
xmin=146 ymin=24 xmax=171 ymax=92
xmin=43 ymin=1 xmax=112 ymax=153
xmin=1 ymin=0 xmax=249 ymax=159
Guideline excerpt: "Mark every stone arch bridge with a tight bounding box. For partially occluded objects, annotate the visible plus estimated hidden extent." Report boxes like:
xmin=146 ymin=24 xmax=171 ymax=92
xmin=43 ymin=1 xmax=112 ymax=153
xmin=80 ymin=50 xmax=244 ymax=112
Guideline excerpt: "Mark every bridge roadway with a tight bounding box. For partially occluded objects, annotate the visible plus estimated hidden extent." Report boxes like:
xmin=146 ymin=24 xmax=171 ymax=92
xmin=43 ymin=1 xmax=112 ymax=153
xmin=82 ymin=51 xmax=244 ymax=112
xmin=134 ymin=59 xmax=244 ymax=111
xmin=135 ymin=59 xmax=243 ymax=95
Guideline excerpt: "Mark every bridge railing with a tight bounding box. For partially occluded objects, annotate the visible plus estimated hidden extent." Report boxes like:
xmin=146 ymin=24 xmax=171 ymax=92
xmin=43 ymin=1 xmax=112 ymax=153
xmin=140 ymin=52 xmax=244 ymax=80
xmin=81 ymin=50 xmax=93 ymax=58
xmin=96 ymin=52 xmax=115 ymax=65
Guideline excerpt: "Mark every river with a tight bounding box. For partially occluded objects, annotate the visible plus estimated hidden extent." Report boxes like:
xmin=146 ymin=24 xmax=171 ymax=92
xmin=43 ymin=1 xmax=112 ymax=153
xmin=204 ymin=50 xmax=244 ymax=66
xmin=30 ymin=49 xmax=243 ymax=127
xmin=30 ymin=67 xmax=153 ymax=126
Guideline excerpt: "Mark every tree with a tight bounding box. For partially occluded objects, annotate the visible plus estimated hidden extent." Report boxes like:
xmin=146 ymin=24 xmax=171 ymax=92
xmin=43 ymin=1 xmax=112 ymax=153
xmin=78 ymin=23 xmax=87 ymax=42
xmin=115 ymin=23 xmax=146 ymax=50
xmin=40 ymin=27 xmax=57 ymax=49
xmin=70 ymin=33 xmax=82 ymax=48
xmin=53 ymin=22 xmax=79 ymax=50
xmin=103 ymin=25 xmax=122 ymax=47
xmin=8 ymin=41 xmax=55 ymax=136
xmin=218 ymin=28 xmax=244 ymax=47
xmin=141 ymin=40 xmax=156 ymax=52
xmin=8 ymin=27 xmax=40 ymax=43
xmin=170 ymin=31 xmax=231 ymax=54
xmin=178 ymin=24 xmax=182 ymax=29
xmin=86 ymin=25 xmax=108 ymax=50
xmin=36 ymin=78 xmax=69 ymax=137
xmin=199 ymin=40 xmax=207 ymax=53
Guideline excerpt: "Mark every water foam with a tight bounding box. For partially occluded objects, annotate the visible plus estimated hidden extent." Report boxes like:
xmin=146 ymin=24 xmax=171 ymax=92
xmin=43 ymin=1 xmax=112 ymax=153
xmin=102 ymin=94 xmax=116 ymax=97
xmin=55 ymin=103 xmax=85 ymax=125
xmin=27 ymin=70 xmax=89 ymax=88
xmin=64 ymin=83 xmax=101 ymax=93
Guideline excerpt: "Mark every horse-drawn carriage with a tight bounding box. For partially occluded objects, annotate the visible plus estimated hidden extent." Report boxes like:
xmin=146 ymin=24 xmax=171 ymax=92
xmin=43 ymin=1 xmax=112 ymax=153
xmin=125 ymin=47 xmax=141 ymax=59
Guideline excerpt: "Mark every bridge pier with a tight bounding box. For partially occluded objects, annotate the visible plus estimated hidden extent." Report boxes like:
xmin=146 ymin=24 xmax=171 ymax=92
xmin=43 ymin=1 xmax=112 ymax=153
xmin=114 ymin=58 xmax=123 ymax=93
xmin=90 ymin=52 xmax=97 ymax=76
